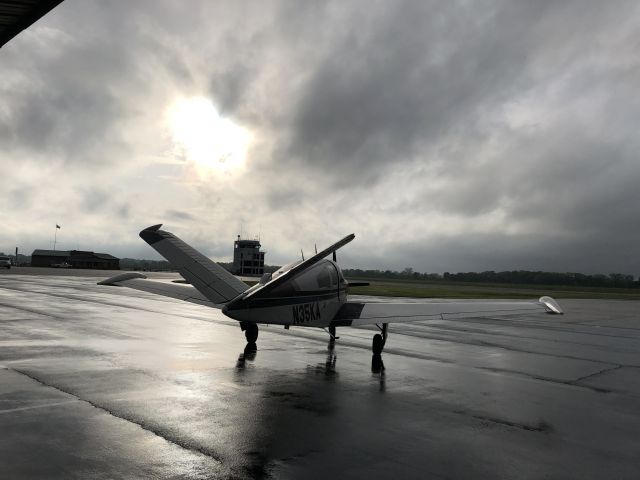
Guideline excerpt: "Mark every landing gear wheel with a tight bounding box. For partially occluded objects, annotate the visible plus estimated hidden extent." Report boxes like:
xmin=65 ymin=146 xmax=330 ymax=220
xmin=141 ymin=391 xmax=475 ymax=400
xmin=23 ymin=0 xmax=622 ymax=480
xmin=244 ymin=323 xmax=258 ymax=343
xmin=372 ymin=334 xmax=384 ymax=355
xmin=372 ymin=323 xmax=388 ymax=355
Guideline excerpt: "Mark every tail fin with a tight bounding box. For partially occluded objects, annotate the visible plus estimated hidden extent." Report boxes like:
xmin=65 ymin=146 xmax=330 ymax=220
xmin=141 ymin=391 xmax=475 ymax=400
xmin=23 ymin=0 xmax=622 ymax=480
xmin=139 ymin=224 xmax=248 ymax=304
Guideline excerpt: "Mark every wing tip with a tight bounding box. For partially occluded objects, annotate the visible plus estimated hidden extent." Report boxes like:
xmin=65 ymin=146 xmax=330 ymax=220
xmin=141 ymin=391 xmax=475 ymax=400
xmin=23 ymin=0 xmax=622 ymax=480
xmin=98 ymin=272 xmax=147 ymax=286
xmin=539 ymin=296 xmax=563 ymax=314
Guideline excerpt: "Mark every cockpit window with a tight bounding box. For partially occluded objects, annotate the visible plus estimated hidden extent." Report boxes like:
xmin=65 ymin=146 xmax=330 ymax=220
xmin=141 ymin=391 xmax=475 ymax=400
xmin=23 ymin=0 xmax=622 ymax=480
xmin=259 ymin=272 xmax=272 ymax=285
xmin=270 ymin=260 xmax=339 ymax=296
xmin=271 ymin=260 xmax=302 ymax=281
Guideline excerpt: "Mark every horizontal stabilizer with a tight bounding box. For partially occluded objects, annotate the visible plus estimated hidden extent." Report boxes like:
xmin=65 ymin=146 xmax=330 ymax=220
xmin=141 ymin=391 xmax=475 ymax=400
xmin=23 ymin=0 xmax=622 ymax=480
xmin=98 ymin=272 xmax=219 ymax=308
xmin=347 ymin=281 xmax=370 ymax=287
xmin=138 ymin=224 xmax=249 ymax=304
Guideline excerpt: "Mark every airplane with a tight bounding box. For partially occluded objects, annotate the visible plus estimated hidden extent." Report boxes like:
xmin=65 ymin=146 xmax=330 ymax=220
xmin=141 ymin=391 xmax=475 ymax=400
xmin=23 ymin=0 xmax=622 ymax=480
xmin=98 ymin=224 xmax=563 ymax=356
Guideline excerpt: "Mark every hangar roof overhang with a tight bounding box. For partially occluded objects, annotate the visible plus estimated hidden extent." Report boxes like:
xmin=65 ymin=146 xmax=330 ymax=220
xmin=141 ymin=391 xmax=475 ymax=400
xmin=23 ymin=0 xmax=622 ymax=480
xmin=0 ymin=0 xmax=64 ymax=48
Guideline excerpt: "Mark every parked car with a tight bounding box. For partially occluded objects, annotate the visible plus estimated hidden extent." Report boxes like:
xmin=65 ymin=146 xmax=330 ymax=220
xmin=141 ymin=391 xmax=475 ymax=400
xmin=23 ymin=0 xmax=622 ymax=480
xmin=0 ymin=256 xmax=11 ymax=269
xmin=52 ymin=262 xmax=71 ymax=268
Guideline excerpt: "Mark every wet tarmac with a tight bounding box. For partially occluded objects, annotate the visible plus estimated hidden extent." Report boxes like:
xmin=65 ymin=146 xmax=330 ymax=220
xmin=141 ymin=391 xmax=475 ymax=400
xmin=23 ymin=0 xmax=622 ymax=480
xmin=0 ymin=272 xmax=639 ymax=479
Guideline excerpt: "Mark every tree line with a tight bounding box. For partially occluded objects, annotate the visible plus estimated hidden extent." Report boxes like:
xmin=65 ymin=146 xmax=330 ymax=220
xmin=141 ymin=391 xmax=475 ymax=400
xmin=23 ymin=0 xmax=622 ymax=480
xmin=39 ymin=255 xmax=639 ymax=289
xmin=342 ymin=268 xmax=639 ymax=289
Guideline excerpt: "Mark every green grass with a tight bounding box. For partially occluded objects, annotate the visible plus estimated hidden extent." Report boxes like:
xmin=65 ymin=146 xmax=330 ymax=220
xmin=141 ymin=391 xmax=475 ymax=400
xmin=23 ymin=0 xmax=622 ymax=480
xmin=347 ymin=278 xmax=640 ymax=300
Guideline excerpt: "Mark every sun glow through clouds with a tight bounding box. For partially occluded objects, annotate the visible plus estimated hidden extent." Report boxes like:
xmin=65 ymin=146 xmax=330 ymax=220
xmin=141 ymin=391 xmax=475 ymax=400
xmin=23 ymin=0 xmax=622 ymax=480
xmin=167 ymin=97 xmax=251 ymax=176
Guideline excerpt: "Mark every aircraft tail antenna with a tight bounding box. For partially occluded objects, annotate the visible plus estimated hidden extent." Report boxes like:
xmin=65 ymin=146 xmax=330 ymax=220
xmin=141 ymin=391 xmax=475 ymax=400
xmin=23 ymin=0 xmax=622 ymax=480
xmin=314 ymin=243 xmax=318 ymax=254
xmin=332 ymin=250 xmax=337 ymax=262
xmin=301 ymin=249 xmax=305 ymax=260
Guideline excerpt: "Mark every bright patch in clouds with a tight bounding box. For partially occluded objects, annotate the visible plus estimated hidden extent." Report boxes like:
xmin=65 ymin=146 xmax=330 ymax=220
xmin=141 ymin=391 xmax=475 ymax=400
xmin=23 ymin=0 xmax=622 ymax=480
xmin=167 ymin=97 xmax=251 ymax=176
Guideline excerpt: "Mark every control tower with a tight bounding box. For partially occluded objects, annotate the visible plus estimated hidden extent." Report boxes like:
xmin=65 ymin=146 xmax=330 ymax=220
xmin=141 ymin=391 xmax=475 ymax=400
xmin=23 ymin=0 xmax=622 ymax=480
xmin=232 ymin=236 xmax=265 ymax=276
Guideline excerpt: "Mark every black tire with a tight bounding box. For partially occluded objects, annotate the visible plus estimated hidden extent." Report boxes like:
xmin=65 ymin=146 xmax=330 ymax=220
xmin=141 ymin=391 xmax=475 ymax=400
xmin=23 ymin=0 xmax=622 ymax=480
xmin=245 ymin=323 xmax=258 ymax=343
xmin=372 ymin=334 xmax=384 ymax=355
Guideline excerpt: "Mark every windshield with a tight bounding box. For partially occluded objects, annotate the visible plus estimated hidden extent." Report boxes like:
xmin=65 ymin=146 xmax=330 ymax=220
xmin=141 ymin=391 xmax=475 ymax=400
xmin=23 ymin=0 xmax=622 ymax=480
xmin=271 ymin=260 xmax=303 ymax=280
xmin=270 ymin=260 xmax=339 ymax=296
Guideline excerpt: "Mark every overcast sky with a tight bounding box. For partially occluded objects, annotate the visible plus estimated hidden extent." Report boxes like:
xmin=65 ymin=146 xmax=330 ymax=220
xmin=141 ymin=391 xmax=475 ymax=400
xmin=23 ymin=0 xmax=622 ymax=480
xmin=1 ymin=0 xmax=639 ymax=274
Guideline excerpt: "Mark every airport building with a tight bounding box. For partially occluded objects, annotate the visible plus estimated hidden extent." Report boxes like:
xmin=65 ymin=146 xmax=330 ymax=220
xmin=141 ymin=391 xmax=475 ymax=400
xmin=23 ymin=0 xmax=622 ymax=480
xmin=232 ymin=236 xmax=265 ymax=276
xmin=31 ymin=250 xmax=120 ymax=270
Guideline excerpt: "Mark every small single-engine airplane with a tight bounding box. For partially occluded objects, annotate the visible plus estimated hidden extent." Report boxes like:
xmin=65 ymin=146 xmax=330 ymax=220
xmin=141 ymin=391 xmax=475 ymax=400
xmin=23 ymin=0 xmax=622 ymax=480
xmin=99 ymin=225 xmax=563 ymax=355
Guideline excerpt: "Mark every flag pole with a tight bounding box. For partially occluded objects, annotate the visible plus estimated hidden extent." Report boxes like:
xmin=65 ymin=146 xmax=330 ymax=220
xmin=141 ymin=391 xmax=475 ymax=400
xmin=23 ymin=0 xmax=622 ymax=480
xmin=54 ymin=224 xmax=60 ymax=250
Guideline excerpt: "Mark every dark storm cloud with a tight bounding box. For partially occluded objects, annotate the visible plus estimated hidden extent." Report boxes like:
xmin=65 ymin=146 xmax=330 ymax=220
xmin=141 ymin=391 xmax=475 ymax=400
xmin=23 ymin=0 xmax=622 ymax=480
xmin=209 ymin=62 xmax=255 ymax=116
xmin=81 ymin=188 xmax=110 ymax=212
xmin=77 ymin=188 xmax=131 ymax=221
xmin=284 ymin=1 xmax=538 ymax=175
xmin=6 ymin=186 xmax=34 ymax=210
xmin=165 ymin=209 xmax=195 ymax=221
xmin=242 ymin=0 xmax=640 ymax=231
xmin=117 ymin=203 xmax=131 ymax=219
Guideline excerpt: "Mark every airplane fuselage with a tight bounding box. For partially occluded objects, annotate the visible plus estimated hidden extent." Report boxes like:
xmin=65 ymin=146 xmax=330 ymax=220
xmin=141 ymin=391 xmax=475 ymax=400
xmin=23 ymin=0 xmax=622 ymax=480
xmin=223 ymin=259 xmax=347 ymax=327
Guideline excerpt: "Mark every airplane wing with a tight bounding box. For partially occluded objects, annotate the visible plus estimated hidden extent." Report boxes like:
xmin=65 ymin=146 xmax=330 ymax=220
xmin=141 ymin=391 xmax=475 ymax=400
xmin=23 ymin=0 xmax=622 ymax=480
xmin=331 ymin=296 xmax=563 ymax=327
xmin=98 ymin=272 xmax=221 ymax=308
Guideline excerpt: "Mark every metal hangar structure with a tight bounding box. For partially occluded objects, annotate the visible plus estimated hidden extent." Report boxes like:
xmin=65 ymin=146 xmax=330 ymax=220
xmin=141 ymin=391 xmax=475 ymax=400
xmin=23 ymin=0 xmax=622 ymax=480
xmin=0 ymin=0 xmax=64 ymax=48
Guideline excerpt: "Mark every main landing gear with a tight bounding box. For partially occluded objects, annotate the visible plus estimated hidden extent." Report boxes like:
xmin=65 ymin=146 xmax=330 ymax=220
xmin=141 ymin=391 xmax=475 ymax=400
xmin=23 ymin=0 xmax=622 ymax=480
xmin=241 ymin=322 xmax=258 ymax=343
xmin=372 ymin=323 xmax=388 ymax=355
xmin=324 ymin=325 xmax=340 ymax=350
xmin=371 ymin=323 xmax=388 ymax=373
